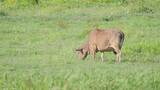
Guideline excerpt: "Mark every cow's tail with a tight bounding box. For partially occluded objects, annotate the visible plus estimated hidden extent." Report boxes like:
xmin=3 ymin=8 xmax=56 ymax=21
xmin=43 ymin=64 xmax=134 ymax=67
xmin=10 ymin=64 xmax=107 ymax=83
xmin=119 ymin=31 xmax=125 ymax=49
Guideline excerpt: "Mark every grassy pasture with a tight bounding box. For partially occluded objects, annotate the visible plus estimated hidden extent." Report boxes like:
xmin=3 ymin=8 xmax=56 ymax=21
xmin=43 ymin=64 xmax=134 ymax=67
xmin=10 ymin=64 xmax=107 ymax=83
xmin=0 ymin=0 xmax=160 ymax=90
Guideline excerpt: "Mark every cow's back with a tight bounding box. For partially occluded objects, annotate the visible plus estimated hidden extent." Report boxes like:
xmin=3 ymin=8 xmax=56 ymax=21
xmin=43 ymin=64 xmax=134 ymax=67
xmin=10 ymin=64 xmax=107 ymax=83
xmin=88 ymin=29 xmax=124 ymax=51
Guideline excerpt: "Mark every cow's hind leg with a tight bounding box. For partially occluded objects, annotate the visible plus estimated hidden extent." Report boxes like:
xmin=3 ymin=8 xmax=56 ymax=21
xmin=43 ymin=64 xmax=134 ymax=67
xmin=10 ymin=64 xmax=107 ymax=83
xmin=117 ymin=50 xmax=121 ymax=63
xmin=112 ymin=46 xmax=121 ymax=63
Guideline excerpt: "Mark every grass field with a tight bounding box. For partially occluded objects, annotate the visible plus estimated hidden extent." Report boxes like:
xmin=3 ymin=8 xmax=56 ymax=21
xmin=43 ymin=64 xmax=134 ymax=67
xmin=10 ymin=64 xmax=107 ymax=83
xmin=0 ymin=0 xmax=160 ymax=90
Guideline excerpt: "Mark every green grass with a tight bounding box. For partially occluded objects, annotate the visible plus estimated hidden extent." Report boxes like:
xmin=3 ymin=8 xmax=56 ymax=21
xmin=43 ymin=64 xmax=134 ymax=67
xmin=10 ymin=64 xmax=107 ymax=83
xmin=0 ymin=0 xmax=160 ymax=90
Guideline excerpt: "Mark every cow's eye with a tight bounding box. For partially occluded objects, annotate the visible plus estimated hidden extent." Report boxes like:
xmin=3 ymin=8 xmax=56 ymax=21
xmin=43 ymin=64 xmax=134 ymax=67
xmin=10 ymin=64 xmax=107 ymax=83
xmin=81 ymin=50 xmax=83 ymax=54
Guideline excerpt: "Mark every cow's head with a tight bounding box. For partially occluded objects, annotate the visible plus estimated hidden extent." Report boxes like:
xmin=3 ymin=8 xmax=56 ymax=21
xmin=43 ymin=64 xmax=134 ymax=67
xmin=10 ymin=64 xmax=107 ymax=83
xmin=75 ymin=48 xmax=88 ymax=60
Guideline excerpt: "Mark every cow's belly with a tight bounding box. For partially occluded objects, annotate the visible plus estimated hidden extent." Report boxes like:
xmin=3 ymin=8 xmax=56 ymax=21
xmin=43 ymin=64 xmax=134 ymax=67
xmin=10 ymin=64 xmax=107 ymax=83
xmin=98 ymin=46 xmax=114 ymax=52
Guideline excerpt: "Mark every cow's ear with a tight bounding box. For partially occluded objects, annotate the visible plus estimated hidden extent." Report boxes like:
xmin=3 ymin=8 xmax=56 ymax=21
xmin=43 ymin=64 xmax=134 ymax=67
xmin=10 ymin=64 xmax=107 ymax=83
xmin=75 ymin=48 xmax=82 ymax=51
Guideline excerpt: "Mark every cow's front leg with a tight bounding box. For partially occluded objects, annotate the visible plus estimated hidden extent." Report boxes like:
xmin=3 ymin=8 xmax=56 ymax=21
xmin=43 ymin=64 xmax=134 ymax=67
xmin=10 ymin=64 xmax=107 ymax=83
xmin=101 ymin=52 xmax=104 ymax=62
xmin=90 ymin=50 xmax=96 ymax=60
xmin=90 ymin=44 xmax=97 ymax=60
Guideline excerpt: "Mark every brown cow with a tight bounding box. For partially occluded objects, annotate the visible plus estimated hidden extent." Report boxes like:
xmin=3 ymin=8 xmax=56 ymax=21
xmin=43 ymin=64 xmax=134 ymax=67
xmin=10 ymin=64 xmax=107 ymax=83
xmin=76 ymin=28 xmax=124 ymax=63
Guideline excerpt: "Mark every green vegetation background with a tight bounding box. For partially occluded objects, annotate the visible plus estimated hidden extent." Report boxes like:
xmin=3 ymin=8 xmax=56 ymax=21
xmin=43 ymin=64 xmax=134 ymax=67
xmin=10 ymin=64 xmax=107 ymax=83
xmin=0 ymin=0 xmax=160 ymax=90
